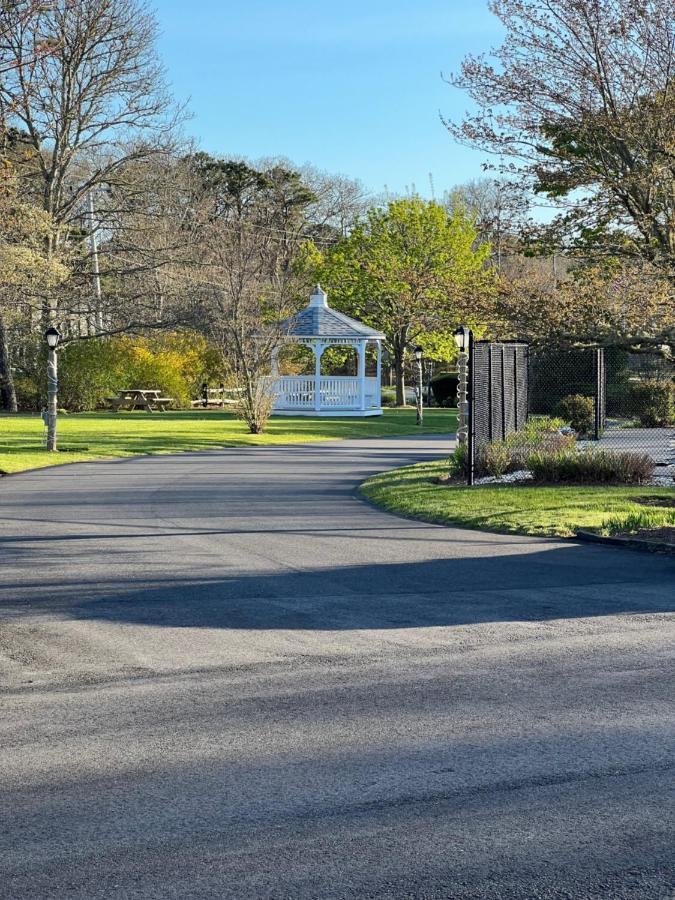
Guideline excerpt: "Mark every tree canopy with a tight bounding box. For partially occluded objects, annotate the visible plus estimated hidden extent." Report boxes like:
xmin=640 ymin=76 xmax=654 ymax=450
xmin=305 ymin=197 xmax=492 ymax=404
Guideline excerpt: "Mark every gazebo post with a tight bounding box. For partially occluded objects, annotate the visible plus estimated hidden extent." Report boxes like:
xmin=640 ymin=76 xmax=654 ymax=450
xmin=376 ymin=341 xmax=382 ymax=399
xmin=358 ymin=341 xmax=367 ymax=411
xmin=314 ymin=341 xmax=323 ymax=413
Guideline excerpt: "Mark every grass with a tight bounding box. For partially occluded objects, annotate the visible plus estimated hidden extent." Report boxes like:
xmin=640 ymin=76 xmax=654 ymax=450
xmin=0 ymin=407 xmax=457 ymax=475
xmin=360 ymin=459 xmax=675 ymax=538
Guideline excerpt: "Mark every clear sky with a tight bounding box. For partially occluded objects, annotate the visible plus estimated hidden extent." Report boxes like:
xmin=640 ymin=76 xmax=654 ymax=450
xmin=154 ymin=0 xmax=503 ymax=197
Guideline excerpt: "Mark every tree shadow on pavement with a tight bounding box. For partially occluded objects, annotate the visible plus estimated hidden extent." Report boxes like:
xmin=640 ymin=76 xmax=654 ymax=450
xmin=70 ymin=546 xmax=675 ymax=631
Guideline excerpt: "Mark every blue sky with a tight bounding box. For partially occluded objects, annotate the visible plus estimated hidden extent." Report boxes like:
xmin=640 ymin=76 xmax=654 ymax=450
xmin=155 ymin=0 xmax=503 ymax=197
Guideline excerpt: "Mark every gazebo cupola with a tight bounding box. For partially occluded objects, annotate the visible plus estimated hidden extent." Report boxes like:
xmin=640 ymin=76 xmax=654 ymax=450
xmin=271 ymin=285 xmax=384 ymax=417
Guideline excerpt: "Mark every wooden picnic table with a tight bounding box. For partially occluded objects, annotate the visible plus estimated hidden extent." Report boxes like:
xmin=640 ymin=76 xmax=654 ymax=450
xmin=107 ymin=389 xmax=174 ymax=412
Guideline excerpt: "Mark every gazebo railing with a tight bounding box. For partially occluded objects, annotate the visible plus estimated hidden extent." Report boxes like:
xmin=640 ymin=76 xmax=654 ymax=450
xmin=273 ymin=376 xmax=316 ymax=409
xmin=272 ymin=375 xmax=380 ymax=410
xmin=319 ymin=377 xmax=360 ymax=408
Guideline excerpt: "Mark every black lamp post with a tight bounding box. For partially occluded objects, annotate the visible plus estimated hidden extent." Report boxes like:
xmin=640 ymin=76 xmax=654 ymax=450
xmin=414 ymin=345 xmax=424 ymax=426
xmin=44 ymin=326 xmax=62 ymax=452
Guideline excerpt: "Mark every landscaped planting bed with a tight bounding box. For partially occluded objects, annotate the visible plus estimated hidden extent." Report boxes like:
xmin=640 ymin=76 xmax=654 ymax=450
xmin=360 ymin=459 xmax=675 ymax=539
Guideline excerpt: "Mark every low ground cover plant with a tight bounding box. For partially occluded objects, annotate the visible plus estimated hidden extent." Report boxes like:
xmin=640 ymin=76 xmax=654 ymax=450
xmin=527 ymin=449 xmax=654 ymax=485
xmin=475 ymin=416 xmax=575 ymax=476
xmin=600 ymin=508 xmax=675 ymax=537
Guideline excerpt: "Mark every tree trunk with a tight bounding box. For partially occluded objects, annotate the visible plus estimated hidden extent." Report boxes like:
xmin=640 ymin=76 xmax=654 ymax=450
xmin=0 ymin=312 xmax=18 ymax=412
xmin=392 ymin=330 xmax=408 ymax=406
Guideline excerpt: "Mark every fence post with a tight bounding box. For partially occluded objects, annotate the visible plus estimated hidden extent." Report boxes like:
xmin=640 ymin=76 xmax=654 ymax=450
xmin=594 ymin=348 xmax=606 ymax=440
xmin=487 ymin=346 xmax=493 ymax=442
xmin=467 ymin=332 xmax=475 ymax=486
xmin=501 ymin=345 xmax=507 ymax=440
xmin=513 ymin=349 xmax=519 ymax=431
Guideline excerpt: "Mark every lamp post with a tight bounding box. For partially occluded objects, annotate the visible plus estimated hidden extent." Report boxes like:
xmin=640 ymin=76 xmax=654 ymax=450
xmin=453 ymin=326 xmax=472 ymax=452
xmin=414 ymin=345 xmax=424 ymax=426
xmin=44 ymin=326 xmax=61 ymax=452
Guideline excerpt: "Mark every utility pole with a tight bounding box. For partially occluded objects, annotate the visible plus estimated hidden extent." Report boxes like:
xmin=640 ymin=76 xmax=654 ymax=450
xmin=87 ymin=190 xmax=103 ymax=333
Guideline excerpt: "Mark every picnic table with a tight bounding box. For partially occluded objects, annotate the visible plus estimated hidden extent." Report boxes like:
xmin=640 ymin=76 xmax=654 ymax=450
xmin=107 ymin=389 xmax=174 ymax=412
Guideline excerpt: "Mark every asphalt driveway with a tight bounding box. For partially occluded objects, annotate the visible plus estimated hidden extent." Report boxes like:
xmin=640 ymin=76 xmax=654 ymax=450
xmin=1 ymin=435 xmax=673 ymax=899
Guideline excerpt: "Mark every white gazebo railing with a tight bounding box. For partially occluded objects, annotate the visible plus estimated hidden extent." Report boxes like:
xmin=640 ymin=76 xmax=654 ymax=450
xmin=273 ymin=375 xmax=381 ymax=412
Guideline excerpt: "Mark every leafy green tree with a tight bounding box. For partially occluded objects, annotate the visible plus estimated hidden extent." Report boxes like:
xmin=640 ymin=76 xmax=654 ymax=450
xmin=304 ymin=198 xmax=491 ymax=405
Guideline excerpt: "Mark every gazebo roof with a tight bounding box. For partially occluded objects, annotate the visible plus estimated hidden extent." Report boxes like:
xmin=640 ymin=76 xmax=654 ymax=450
xmin=282 ymin=286 xmax=384 ymax=340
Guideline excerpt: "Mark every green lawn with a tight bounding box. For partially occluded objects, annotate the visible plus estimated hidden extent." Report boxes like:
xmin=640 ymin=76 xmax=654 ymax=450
xmin=360 ymin=459 xmax=675 ymax=538
xmin=0 ymin=408 xmax=457 ymax=475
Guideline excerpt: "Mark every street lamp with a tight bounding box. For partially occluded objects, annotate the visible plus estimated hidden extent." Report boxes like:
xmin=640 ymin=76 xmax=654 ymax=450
xmin=414 ymin=345 xmax=424 ymax=426
xmin=44 ymin=326 xmax=62 ymax=452
xmin=453 ymin=326 xmax=472 ymax=454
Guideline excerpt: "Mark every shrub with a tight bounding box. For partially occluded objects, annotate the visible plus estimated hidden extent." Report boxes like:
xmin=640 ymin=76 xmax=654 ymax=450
xmin=58 ymin=339 xmax=128 ymax=412
xmin=474 ymin=417 xmax=576 ymax=476
xmin=448 ymin=443 xmax=469 ymax=476
xmin=629 ymin=380 xmax=674 ymax=427
xmin=430 ymin=372 xmax=459 ymax=407
xmin=527 ymin=449 xmax=654 ymax=484
xmin=555 ymin=394 xmax=595 ymax=436
xmin=477 ymin=440 xmax=511 ymax=476
xmin=522 ymin=416 xmax=567 ymax=437
xmin=380 ymin=387 xmax=397 ymax=408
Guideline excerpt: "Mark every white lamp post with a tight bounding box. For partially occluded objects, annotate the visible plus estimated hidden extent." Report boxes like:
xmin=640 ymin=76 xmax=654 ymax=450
xmin=414 ymin=345 xmax=424 ymax=426
xmin=45 ymin=326 xmax=61 ymax=452
xmin=453 ymin=326 xmax=472 ymax=450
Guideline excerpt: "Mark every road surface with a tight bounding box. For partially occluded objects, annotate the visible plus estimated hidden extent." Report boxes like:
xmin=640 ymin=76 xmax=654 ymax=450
xmin=1 ymin=436 xmax=673 ymax=899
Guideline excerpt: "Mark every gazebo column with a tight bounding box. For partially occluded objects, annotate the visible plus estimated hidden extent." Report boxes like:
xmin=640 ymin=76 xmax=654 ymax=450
xmin=358 ymin=341 xmax=367 ymax=411
xmin=375 ymin=340 xmax=382 ymax=406
xmin=314 ymin=341 xmax=324 ymax=412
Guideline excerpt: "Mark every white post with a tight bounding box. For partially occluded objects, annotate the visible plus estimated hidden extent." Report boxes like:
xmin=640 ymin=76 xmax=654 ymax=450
xmin=314 ymin=341 xmax=323 ymax=412
xmin=358 ymin=341 xmax=366 ymax=411
xmin=46 ymin=346 xmax=58 ymax=452
xmin=375 ymin=341 xmax=382 ymax=408
xmin=457 ymin=351 xmax=469 ymax=447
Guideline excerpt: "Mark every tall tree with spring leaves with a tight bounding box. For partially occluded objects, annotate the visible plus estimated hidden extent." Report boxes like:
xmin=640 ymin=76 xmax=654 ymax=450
xmin=305 ymin=198 xmax=491 ymax=406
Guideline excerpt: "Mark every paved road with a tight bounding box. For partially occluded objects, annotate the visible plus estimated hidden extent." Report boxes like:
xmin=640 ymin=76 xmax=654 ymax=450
xmin=1 ymin=436 xmax=674 ymax=900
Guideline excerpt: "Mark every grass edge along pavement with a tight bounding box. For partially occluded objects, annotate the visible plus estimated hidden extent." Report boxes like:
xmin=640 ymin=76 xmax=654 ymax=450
xmin=359 ymin=459 xmax=675 ymax=539
xmin=0 ymin=407 xmax=458 ymax=475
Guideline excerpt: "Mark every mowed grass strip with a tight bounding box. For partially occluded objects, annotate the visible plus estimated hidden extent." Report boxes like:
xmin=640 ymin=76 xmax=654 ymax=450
xmin=0 ymin=408 xmax=457 ymax=474
xmin=360 ymin=459 xmax=675 ymax=538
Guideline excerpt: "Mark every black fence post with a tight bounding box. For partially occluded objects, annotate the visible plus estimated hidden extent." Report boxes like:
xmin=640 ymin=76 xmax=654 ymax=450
xmin=594 ymin=348 xmax=606 ymax=440
xmin=501 ymin=345 xmax=507 ymax=438
xmin=467 ymin=332 xmax=475 ymax=486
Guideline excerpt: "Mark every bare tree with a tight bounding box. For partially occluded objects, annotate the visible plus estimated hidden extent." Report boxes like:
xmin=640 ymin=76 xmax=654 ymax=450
xmin=0 ymin=0 xmax=180 ymax=322
xmin=446 ymin=0 xmax=675 ymax=269
xmin=191 ymin=157 xmax=317 ymax=433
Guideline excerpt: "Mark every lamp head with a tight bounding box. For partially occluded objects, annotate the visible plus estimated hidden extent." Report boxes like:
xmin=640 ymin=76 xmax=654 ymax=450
xmin=414 ymin=345 xmax=423 ymax=362
xmin=453 ymin=326 xmax=470 ymax=352
xmin=45 ymin=326 xmax=62 ymax=349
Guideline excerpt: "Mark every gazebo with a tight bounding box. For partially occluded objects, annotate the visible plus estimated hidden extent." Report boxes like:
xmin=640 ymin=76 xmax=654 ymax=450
xmin=271 ymin=285 xmax=384 ymax=416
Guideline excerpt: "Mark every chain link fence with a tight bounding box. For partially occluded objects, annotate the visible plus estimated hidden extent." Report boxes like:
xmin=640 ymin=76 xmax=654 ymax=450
xmin=465 ymin=343 xmax=674 ymax=484
xmin=529 ymin=348 xmax=674 ymax=469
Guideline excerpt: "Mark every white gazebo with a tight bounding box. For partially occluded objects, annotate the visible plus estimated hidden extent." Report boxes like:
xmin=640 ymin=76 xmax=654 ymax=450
xmin=272 ymin=285 xmax=384 ymax=416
